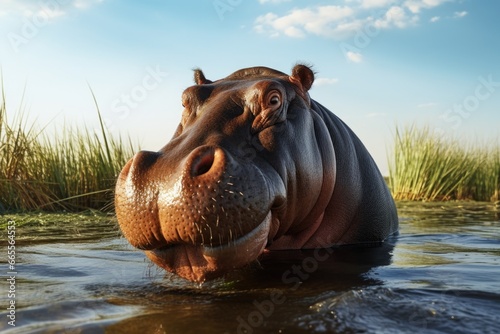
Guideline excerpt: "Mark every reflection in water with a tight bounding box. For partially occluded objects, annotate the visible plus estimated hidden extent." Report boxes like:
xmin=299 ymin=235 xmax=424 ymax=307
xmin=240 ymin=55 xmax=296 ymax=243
xmin=0 ymin=201 xmax=499 ymax=333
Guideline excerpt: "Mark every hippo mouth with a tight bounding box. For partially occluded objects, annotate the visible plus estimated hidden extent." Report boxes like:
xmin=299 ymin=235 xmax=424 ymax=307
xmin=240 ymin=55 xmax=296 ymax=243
xmin=145 ymin=212 xmax=272 ymax=283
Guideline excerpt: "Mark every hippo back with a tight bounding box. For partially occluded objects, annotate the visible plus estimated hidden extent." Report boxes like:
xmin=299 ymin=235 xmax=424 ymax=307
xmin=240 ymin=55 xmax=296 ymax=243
xmin=309 ymin=99 xmax=398 ymax=247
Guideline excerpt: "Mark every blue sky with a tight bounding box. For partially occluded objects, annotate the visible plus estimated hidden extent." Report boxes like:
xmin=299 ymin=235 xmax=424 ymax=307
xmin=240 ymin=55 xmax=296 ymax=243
xmin=1 ymin=0 xmax=499 ymax=174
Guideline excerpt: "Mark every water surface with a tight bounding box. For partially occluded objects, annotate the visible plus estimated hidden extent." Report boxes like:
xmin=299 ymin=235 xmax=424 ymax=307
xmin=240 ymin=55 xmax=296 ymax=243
xmin=1 ymin=202 xmax=499 ymax=333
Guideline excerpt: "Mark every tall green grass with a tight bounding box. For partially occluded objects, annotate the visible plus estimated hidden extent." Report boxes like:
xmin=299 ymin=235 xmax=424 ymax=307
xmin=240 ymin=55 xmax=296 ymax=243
xmin=389 ymin=125 xmax=500 ymax=202
xmin=0 ymin=87 xmax=138 ymax=212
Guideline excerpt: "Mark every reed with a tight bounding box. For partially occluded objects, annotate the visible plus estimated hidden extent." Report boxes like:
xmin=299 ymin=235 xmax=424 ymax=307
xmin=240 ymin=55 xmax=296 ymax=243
xmin=389 ymin=125 xmax=500 ymax=202
xmin=458 ymin=146 xmax=500 ymax=201
xmin=0 ymin=88 xmax=138 ymax=212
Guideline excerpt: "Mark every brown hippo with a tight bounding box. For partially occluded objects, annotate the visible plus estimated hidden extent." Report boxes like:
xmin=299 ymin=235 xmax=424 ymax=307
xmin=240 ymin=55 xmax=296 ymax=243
xmin=115 ymin=64 xmax=398 ymax=283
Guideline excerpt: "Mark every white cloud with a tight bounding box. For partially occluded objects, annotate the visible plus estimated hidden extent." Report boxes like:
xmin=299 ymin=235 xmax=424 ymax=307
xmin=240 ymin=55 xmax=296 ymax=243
xmin=314 ymin=77 xmax=339 ymax=87
xmin=0 ymin=0 xmax=103 ymax=19
xmin=254 ymin=6 xmax=357 ymax=39
xmin=361 ymin=0 xmax=397 ymax=9
xmin=404 ymin=0 xmax=450 ymax=14
xmin=374 ymin=6 xmax=418 ymax=29
xmin=346 ymin=51 xmax=363 ymax=63
xmin=453 ymin=11 xmax=468 ymax=18
xmin=283 ymin=26 xmax=305 ymax=38
xmin=429 ymin=11 xmax=467 ymax=23
xmin=254 ymin=0 xmax=450 ymax=40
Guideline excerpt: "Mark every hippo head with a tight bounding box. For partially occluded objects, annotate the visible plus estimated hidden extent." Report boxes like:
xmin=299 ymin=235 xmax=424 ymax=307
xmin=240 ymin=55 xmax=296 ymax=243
xmin=115 ymin=65 xmax=336 ymax=282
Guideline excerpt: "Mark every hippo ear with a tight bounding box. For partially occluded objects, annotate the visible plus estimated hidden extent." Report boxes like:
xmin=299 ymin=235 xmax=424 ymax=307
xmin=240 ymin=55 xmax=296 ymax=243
xmin=290 ymin=64 xmax=315 ymax=92
xmin=193 ymin=68 xmax=213 ymax=85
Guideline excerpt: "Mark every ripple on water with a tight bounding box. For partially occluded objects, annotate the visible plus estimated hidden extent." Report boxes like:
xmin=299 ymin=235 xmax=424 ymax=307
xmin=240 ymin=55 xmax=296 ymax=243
xmin=295 ymin=287 xmax=500 ymax=334
xmin=0 ymin=299 xmax=141 ymax=334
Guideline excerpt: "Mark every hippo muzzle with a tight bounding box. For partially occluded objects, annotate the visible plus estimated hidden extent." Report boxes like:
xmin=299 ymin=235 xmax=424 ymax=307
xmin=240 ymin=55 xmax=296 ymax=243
xmin=116 ymin=144 xmax=281 ymax=282
xmin=115 ymin=64 xmax=398 ymax=283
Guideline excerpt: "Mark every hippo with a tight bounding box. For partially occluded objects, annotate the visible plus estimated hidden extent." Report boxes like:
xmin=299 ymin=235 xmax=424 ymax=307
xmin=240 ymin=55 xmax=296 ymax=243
xmin=115 ymin=64 xmax=398 ymax=283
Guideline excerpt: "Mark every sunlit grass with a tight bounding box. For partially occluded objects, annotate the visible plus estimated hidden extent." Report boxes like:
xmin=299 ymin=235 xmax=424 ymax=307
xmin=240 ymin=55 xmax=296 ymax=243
xmin=389 ymin=125 xmax=499 ymax=202
xmin=0 ymin=86 xmax=138 ymax=212
xmin=458 ymin=144 xmax=500 ymax=202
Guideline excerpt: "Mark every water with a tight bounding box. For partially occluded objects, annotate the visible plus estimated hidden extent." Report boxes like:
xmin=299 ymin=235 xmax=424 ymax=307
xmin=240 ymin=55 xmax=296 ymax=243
xmin=1 ymin=202 xmax=499 ymax=334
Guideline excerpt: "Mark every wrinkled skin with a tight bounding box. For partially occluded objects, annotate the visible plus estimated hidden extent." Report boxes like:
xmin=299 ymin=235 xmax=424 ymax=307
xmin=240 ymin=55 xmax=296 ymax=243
xmin=115 ymin=64 xmax=398 ymax=283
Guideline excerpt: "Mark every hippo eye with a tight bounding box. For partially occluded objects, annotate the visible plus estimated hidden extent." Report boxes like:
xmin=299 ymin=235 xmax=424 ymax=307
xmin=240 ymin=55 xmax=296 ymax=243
xmin=266 ymin=91 xmax=282 ymax=109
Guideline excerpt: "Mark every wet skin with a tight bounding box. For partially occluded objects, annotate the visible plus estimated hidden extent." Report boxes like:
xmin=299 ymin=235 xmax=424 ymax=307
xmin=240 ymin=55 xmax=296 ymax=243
xmin=115 ymin=64 xmax=398 ymax=283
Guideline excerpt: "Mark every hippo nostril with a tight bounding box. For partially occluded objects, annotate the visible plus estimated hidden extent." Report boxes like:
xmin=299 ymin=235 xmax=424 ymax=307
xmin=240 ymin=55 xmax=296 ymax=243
xmin=191 ymin=149 xmax=215 ymax=177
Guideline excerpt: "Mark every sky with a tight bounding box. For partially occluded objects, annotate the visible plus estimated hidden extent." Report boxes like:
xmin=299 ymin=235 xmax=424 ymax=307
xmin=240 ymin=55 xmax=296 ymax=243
xmin=1 ymin=0 xmax=499 ymax=175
